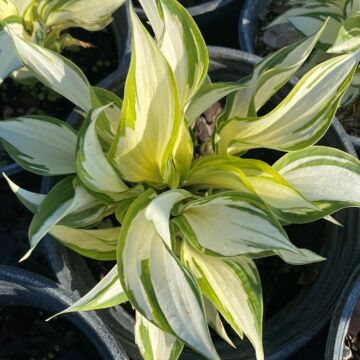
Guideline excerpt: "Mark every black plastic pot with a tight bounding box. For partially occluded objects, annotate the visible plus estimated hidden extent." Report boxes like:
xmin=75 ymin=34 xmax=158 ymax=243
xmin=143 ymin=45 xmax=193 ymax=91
xmin=135 ymin=0 xmax=237 ymax=24
xmin=0 ymin=265 xmax=127 ymax=359
xmin=135 ymin=0 xmax=242 ymax=48
xmin=326 ymin=264 xmax=360 ymax=359
xmin=0 ymin=2 xmax=131 ymax=179
xmin=42 ymin=47 xmax=360 ymax=359
xmin=238 ymin=0 xmax=270 ymax=53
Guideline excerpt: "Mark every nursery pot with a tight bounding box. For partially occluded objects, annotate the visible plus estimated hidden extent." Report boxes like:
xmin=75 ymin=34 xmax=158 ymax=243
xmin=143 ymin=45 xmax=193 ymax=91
xmin=238 ymin=0 xmax=271 ymax=53
xmin=0 ymin=2 xmax=131 ymax=179
xmin=326 ymin=264 xmax=360 ymax=359
xmin=135 ymin=0 xmax=238 ymax=25
xmin=42 ymin=47 xmax=360 ymax=359
xmin=0 ymin=265 xmax=127 ymax=359
xmin=135 ymin=0 xmax=242 ymax=48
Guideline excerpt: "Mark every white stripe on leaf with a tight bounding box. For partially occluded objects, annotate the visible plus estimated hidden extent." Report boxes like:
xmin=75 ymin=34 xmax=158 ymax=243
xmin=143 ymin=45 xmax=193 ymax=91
xmin=48 ymin=265 xmax=127 ymax=320
xmin=174 ymin=192 xmax=302 ymax=257
xmin=118 ymin=190 xmax=220 ymax=360
xmin=216 ymin=50 xmax=360 ymax=154
xmin=49 ymin=225 xmax=119 ymax=260
xmin=182 ymin=242 xmax=264 ymax=360
xmin=273 ymin=146 xmax=360 ymax=213
xmin=108 ymin=8 xmax=181 ymax=187
xmin=7 ymin=27 xmax=93 ymax=111
xmin=3 ymin=173 xmax=45 ymax=213
xmin=0 ymin=116 xmax=77 ymax=175
xmin=135 ymin=312 xmax=184 ymax=360
xmin=76 ymin=105 xmax=138 ymax=204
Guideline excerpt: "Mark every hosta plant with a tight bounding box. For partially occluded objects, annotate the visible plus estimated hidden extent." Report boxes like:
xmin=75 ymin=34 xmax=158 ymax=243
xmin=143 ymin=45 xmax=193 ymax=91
xmin=0 ymin=0 xmax=125 ymax=83
xmin=1 ymin=0 xmax=360 ymax=359
xmin=268 ymin=0 xmax=360 ymax=105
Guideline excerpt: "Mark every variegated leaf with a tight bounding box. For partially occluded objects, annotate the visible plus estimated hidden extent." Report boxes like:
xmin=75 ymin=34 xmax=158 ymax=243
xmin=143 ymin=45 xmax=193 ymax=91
xmin=0 ymin=28 xmax=21 ymax=83
xmin=7 ymin=28 xmax=93 ymax=111
xmin=273 ymin=146 xmax=360 ymax=215
xmin=138 ymin=0 xmax=208 ymax=178
xmin=173 ymin=191 xmax=301 ymax=257
xmin=144 ymin=189 xmax=192 ymax=248
xmin=135 ymin=312 xmax=184 ymax=360
xmin=9 ymin=0 xmax=34 ymax=17
xmin=49 ymin=265 xmax=127 ymax=320
xmin=268 ymin=2 xmax=344 ymax=46
xmin=184 ymin=156 xmax=322 ymax=224
xmin=25 ymin=177 xmax=108 ymax=261
xmin=115 ymin=198 xmax=136 ymax=224
xmin=92 ymin=87 xmax=122 ymax=146
xmin=58 ymin=181 xmax=109 ymax=229
xmin=345 ymin=0 xmax=360 ymax=16
xmin=182 ymin=242 xmax=264 ymax=360
xmin=0 ymin=0 xmax=18 ymax=19
xmin=216 ymin=50 xmax=360 ymax=155
xmin=117 ymin=190 xmax=219 ymax=360
xmin=289 ymin=16 xmax=343 ymax=47
xmin=49 ymin=225 xmax=118 ymax=260
xmin=37 ymin=0 xmax=125 ymax=31
xmin=24 ymin=176 xmax=76 ymax=261
xmin=269 ymin=2 xmax=344 ymax=28
xmin=246 ymin=248 xmax=326 ymax=265
xmin=0 ymin=116 xmax=77 ymax=175
xmin=203 ymin=297 xmax=235 ymax=348
xmin=328 ymin=11 xmax=360 ymax=53
xmin=3 ymin=173 xmax=45 ymax=213
xmin=220 ymin=24 xmax=326 ymax=121
xmin=172 ymin=121 xmax=194 ymax=180
xmin=276 ymin=248 xmax=326 ymax=264
xmin=109 ymin=8 xmax=181 ymax=187
xmin=76 ymin=106 xmax=141 ymax=204
xmin=139 ymin=0 xmax=208 ymax=107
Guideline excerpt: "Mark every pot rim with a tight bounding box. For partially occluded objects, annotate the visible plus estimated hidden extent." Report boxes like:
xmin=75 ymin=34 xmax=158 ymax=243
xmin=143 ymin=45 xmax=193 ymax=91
xmin=0 ymin=264 xmax=128 ymax=360
xmin=135 ymin=0 xmax=236 ymax=19
xmin=326 ymin=263 xmax=360 ymax=359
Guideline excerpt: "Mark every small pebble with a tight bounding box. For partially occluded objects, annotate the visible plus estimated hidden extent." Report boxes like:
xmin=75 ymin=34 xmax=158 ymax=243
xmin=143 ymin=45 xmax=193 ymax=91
xmin=343 ymin=344 xmax=352 ymax=360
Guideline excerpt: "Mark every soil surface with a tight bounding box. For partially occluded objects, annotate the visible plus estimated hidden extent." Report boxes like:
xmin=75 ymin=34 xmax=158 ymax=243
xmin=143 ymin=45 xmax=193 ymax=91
xmin=0 ymin=306 xmax=100 ymax=360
